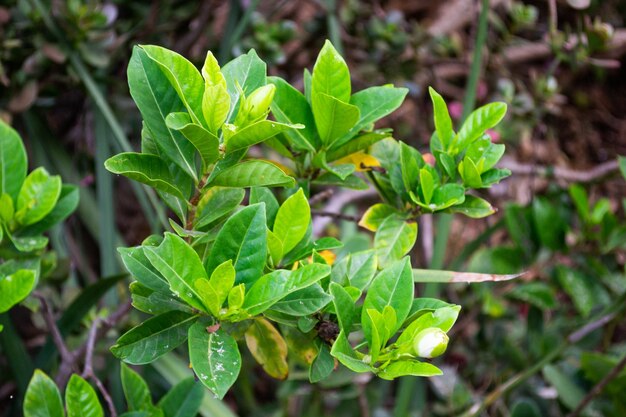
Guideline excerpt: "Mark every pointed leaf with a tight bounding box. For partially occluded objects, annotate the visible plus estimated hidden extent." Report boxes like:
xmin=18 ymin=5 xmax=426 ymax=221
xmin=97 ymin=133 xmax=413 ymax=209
xmin=209 ymin=160 xmax=295 ymax=188
xmin=273 ymin=188 xmax=310 ymax=255
xmin=65 ymin=375 xmax=103 ymax=417
xmin=0 ymin=269 xmax=37 ymax=313
xmin=121 ymin=363 xmax=152 ymax=411
xmin=454 ymin=102 xmax=507 ymax=152
xmin=428 ymin=87 xmax=455 ymax=147
xmin=165 ymin=113 xmax=220 ymax=169
xmin=0 ymin=120 xmax=27 ymax=201
xmin=221 ymin=50 xmax=267 ymax=122
xmin=374 ymin=216 xmax=417 ymax=267
xmin=15 ymin=167 xmax=62 ymax=226
xmin=225 ymin=120 xmax=303 ymax=153
xmin=23 ymin=369 xmax=64 ymax=417
xmin=378 ymin=360 xmax=442 ymax=380
xmin=245 ymin=318 xmax=289 ymax=379
xmin=313 ymin=93 xmax=360 ymax=146
xmin=157 ymin=378 xmax=204 ymax=417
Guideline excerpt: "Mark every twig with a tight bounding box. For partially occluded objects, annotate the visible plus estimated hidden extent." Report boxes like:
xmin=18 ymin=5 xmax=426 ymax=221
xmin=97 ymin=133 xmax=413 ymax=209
xmin=311 ymin=210 xmax=360 ymax=222
xmin=309 ymin=189 xmax=335 ymax=206
xmin=34 ymin=293 xmax=77 ymax=378
xmin=82 ymin=317 xmax=117 ymax=417
xmin=566 ymin=354 xmax=626 ymax=417
xmin=312 ymin=188 xmax=377 ymax=237
xmin=499 ymin=157 xmax=620 ymax=183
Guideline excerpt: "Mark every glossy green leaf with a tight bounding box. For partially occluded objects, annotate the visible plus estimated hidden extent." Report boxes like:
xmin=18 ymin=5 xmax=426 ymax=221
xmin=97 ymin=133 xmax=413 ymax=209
xmin=23 ymin=369 xmax=64 ymax=417
xmin=225 ymin=120 xmax=302 ymax=153
xmin=195 ymin=187 xmax=244 ymax=229
xmin=362 ymin=258 xmax=413 ymax=345
xmin=330 ymin=282 xmax=357 ymax=332
xmin=396 ymin=306 xmax=461 ymax=346
xmin=430 ymin=183 xmax=465 ymax=210
xmin=309 ymin=343 xmax=334 ymax=383
xmin=429 ymin=87 xmax=455 ymax=148
xmin=270 ymin=284 xmax=331 ymax=316
xmin=165 ymin=113 xmax=219 ymax=169
xmin=0 ymin=121 xmax=27 ymax=201
xmin=65 ymin=374 xmax=103 ymax=417
xmin=454 ymin=102 xmax=507 ymax=152
xmin=119 ymin=247 xmax=169 ymax=293
xmin=330 ymin=250 xmax=377 ymax=290
xmin=105 ymin=153 xmax=186 ymax=199
xmin=19 ymin=185 xmax=79 ymax=236
xmin=268 ymin=76 xmax=318 ymax=151
xmin=142 ymin=45 xmax=204 ymax=126
xmin=209 ymin=160 xmax=295 ymax=188
xmin=0 ymin=269 xmax=37 ymax=313
xmin=130 ymin=282 xmax=193 ymax=315
xmin=458 ymin=157 xmax=482 ymax=188
xmin=111 ymin=311 xmax=198 ymax=364
xmin=222 ymin=50 xmax=267 ymax=122
xmin=144 ymin=233 xmax=209 ymax=312
xmin=332 ymin=85 xmax=407 ymax=149
xmin=195 ymin=260 xmax=235 ymax=316
xmin=313 ymin=93 xmax=360 ymax=146
xmin=121 ymin=363 xmax=152 ymax=411
xmin=400 ymin=142 xmax=421 ymax=194
xmin=15 ymin=168 xmax=61 ymax=226
xmin=188 ymin=322 xmax=241 ymax=399
xmin=273 ymin=189 xmax=310 ymax=255
xmin=8 ymin=233 xmax=48 ymax=252
xmin=243 ymin=264 xmax=330 ymax=315
xmin=448 ymin=195 xmax=495 ymax=218
xmin=245 ymin=317 xmax=289 ymax=379
xmin=206 ymin=203 xmax=267 ymax=286
xmin=378 ymin=360 xmax=442 ymax=380
xmin=127 ymin=47 xmax=197 ymax=180
xmin=374 ymin=216 xmax=417 ymax=267
xmin=202 ymin=84 xmax=230 ymax=134
xmin=330 ymin=331 xmax=372 ymax=373
xmin=419 ymin=168 xmax=435 ymax=204
xmin=312 ymin=172 xmax=368 ymax=190
xmin=326 ymin=131 xmax=389 ymax=162
xmin=311 ymin=40 xmax=351 ymax=102
xmin=249 ymin=187 xmax=279 ymax=228
xmin=157 ymin=378 xmax=204 ymax=417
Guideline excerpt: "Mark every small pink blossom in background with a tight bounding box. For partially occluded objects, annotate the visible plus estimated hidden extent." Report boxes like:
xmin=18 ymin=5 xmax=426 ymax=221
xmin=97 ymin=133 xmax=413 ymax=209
xmin=423 ymin=153 xmax=436 ymax=167
xmin=476 ymin=81 xmax=488 ymax=100
xmin=80 ymin=174 xmax=94 ymax=187
xmin=486 ymin=129 xmax=501 ymax=143
xmin=448 ymin=101 xmax=463 ymax=120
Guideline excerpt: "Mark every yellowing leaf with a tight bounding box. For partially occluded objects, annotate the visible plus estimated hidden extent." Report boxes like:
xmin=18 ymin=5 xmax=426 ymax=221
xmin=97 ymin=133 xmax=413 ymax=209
xmin=245 ymin=318 xmax=289 ymax=379
xmin=334 ymin=152 xmax=381 ymax=172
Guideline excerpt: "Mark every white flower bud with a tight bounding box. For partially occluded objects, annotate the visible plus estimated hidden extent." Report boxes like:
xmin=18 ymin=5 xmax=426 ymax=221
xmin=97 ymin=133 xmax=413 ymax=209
xmin=412 ymin=328 xmax=449 ymax=359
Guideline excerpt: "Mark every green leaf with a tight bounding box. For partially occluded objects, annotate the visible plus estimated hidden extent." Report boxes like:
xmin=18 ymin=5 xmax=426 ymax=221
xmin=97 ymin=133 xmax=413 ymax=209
xmin=330 ymin=331 xmax=372 ymax=373
xmin=225 ymin=120 xmax=302 ymax=153
xmin=7 ymin=233 xmax=48 ymax=252
xmin=142 ymin=45 xmax=204 ymax=126
xmin=556 ymin=266 xmax=594 ymax=317
xmin=428 ymin=87 xmax=455 ymax=148
xmin=188 ymin=322 xmax=241 ymax=399
xmin=144 ymin=233 xmax=209 ymax=312
xmin=270 ymin=284 xmax=331 ymax=316
xmin=378 ymin=360 xmax=442 ymax=380
xmin=243 ymin=264 xmax=331 ymax=315
xmin=65 ymin=374 xmax=103 ymax=417
xmin=313 ymin=93 xmax=360 ymax=146
xmin=206 ymin=204 xmax=267 ymax=287
xmin=221 ymin=50 xmax=267 ymax=121
xmin=359 ymin=203 xmax=398 ymax=232
xmin=130 ymin=282 xmax=193 ymax=315
xmin=507 ymin=282 xmax=556 ymax=310
xmin=396 ymin=306 xmax=460 ymax=346
xmin=429 ymin=183 xmax=465 ymax=210
xmin=105 ymin=153 xmax=186 ymax=199
xmin=119 ymin=247 xmax=169 ymax=293
xmin=0 ymin=269 xmax=37 ymax=313
xmin=23 ymin=369 xmax=64 ymax=417
xmin=15 ymin=167 xmax=62 ymax=226
xmin=326 ymin=131 xmax=389 ymax=162
xmin=400 ymin=142 xmax=421 ymax=195
xmin=245 ymin=317 xmax=289 ymax=379
xmin=405 ymin=298 xmax=454 ymax=323
xmin=374 ymin=216 xmax=417 ymax=267
xmin=312 ymin=172 xmax=368 ymax=190
xmin=273 ymin=189 xmax=310 ymax=255
xmin=127 ymin=47 xmax=197 ymax=180
xmin=268 ymin=76 xmax=318 ymax=151
xmin=165 ymin=113 xmax=220 ymax=169
xmin=309 ymin=343 xmax=334 ymax=383
xmin=532 ymin=197 xmax=566 ymax=251
xmin=249 ymin=187 xmax=279 ymax=228
xmin=330 ymin=250 xmax=377 ymax=290
xmin=511 ymin=399 xmax=542 ymax=417
xmin=459 ymin=157 xmax=483 ymax=188
xmin=195 ymin=187 xmax=244 ymax=229
xmin=201 ymin=51 xmax=226 ymax=88
xmin=0 ymin=121 xmax=27 ymax=202
xmin=19 ymin=185 xmax=79 ymax=236
xmin=419 ymin=168 xmax=435 ymax=204
xmin=157 ymin=378 xmax=204 ymax=417
xmin=311 ymin=40 xmax=351 ymax=103
xmin=111 ymin=311 xmax=198 ymax=364
xmin=362 ymin=258 xmax=413 ymax=346
xmin=209 ymin=161 xmax=295 ymax=188
xmin=330 ymin=282 xmax=358 ymax=332
xmin=466 ymin=137 xmax=505 ymax=172
xmin=454 ymin=102 xmax=507 ymax=152
xmin=0 ymin=192 xmax=13 ymax=223
xmin=331 ymin=86 xmax=407 ymax=149
xmin=195 ymin=260 xmax=235 ymax=316
xmin=448 ymin=195 xmax=495 ymax=218
xmin=121 ymin=363 xmax=153 ymax=411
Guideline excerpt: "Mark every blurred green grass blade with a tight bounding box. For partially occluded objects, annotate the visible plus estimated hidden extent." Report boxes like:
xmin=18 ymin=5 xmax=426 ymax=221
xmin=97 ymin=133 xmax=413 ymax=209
xmin=152 ymin=354 xmax=238 ymax=417
xmin=0 ymin=314 xmax=34 ymax=394
xmin=219 ymin=0 xmax=261 ymax=62
xmin=34 ymin=274 xmax=127 ymax=369
xmin=325 ymin=0 xmax=343 ymax=54
xmin=95 ymin=105 xmax=118 ymax=279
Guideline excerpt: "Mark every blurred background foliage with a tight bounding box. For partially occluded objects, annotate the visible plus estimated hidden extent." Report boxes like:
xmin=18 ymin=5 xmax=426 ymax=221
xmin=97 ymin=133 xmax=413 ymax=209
xmin=1 ymin=0 xmax=626 ymax=416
